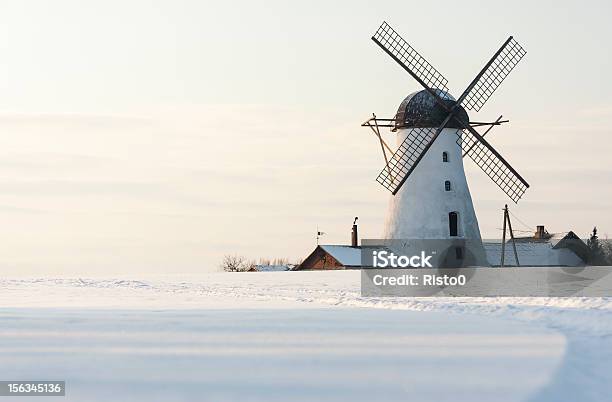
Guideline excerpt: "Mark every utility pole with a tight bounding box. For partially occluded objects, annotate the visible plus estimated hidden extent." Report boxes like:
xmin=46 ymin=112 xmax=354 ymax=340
xmin=500 ymin=204 xmax=520 ymax=267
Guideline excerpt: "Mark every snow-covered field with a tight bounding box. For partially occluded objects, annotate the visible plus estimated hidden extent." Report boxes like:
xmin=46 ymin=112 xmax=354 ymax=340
xmin=1 ymin=270 xmax=611 ymax=402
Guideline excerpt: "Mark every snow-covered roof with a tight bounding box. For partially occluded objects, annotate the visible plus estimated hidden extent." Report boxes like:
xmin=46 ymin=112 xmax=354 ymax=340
xmin=319 ymin=245 xmax=362 ymax=266
xmin=483 ymin=242 xmax=584 ymax=267
xmin=255 ymin=265 xmax=293 ymax=272
xmin=513 ymin=231 xmax=582 ymax=244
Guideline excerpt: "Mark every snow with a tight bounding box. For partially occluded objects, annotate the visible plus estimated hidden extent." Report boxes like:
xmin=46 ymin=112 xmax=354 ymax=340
xmin=1 ymin=271 xmax=611 ymax=401
xmin=255 ymin=264 xmax=293 ymax=272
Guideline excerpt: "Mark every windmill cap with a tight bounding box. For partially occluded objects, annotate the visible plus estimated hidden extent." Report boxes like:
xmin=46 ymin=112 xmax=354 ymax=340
xmin=394 ymin=89 xmax=469 ymax=131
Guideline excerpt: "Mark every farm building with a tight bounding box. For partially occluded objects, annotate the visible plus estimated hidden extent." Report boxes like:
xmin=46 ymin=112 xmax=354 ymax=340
xmin=485 ymin=227 xmax=588 ymax=267
xmin=297 ymin=245 xmax=365 ymax=270
xmin=297 ymin=226 xmax=587 ymax=270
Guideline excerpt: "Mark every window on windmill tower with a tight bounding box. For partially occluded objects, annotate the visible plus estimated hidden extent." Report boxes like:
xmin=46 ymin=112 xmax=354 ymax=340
xmin=442 ymin=152 xmax=449 ymax=162
xmin=449 ymin=212 xmax=458 ymax=237
xmin=445 ymin=180 xmax=451 ymax=191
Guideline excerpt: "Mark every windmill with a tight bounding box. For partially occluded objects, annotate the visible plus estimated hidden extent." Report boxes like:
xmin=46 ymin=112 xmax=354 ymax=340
xmin=362 ymin=21 xmax=528 ymax=242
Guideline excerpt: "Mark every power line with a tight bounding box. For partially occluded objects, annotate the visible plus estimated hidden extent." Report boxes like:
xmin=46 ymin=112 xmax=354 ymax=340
xmin=496 ymin=228 xmax=532 ymax=233
xmin=508 ymin=209 xmax=533 ymax=232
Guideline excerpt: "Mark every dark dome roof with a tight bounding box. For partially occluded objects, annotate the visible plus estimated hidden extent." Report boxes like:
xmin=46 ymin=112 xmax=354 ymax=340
xmin=394 ymin=89 xmax=469 ymax=130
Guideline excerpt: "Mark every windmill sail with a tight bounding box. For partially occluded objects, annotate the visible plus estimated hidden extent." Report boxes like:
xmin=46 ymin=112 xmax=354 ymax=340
xmin=457 ymin=128 xmax=528 ymax=203
xmin=372 ymin=22 xmax=449 ymax=93
xmin=376 ymin=127 xmax=439 ymax=194
xmin=460 ymin=37 xmax=526 ymax=112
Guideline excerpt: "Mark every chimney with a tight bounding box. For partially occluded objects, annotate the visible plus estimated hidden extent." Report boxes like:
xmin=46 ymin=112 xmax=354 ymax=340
xmin=535 ymin=225 xmax=546 ymax=239
xmin=351 ymin=217 xmax=359 ymax=247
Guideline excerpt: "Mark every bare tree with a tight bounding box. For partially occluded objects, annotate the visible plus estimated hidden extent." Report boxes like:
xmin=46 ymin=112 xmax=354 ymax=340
xmin=221 ymin=255 xmax=252 ymax=272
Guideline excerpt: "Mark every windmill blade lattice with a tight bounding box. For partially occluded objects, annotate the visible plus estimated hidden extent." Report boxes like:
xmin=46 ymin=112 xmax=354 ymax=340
xmin=460 ymin=37 xmax=526 ymax=112
xmin=372 ymin=22 xmax=449 ymax=93
xmin=457 ymin=129 xmax=528 ymax=203
xmin=376 ymin=127 xmax=438 ymax=194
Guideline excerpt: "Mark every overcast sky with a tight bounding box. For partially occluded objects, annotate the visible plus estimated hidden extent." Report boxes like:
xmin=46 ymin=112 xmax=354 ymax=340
xmin=0 ymin=0 xmax=611 ymax=275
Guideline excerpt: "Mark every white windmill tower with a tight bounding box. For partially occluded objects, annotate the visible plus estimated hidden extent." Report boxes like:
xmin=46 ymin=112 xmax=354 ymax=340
xmin=381 ymin=89 xmax=481 ymax=240
xmin=362 ymin=22 xmax=529 ymax=261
